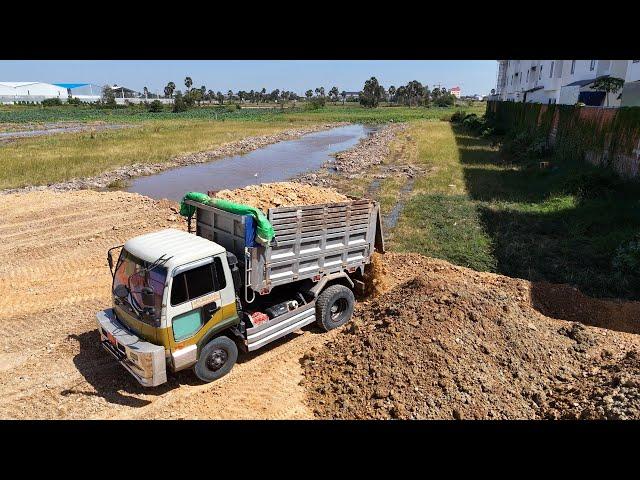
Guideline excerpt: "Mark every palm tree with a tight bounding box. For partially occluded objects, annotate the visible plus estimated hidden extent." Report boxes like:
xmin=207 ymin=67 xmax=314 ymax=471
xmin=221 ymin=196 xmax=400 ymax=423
xmin=184 ymin=77 xmax=193 ymax=92
xmin=164 ymin=82 xmax=176 ymax=98
xmin=227 ymin=90 xmax=234 ymax=102
xmin=143 ymin=86 xmax=149 ymax=99
xmin=329 ymin=86 xmax=339 ymax=103
xmin=388 ymin=86 xmax=396 ymax=104
xmin=305 ymin=90 xmax=313 ymax=99
xmin=340 ymin=90 xmax=347 ymax=105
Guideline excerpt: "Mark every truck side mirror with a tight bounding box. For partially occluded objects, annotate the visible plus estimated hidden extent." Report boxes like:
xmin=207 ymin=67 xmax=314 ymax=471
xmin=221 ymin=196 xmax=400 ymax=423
xmin=141 ymin=287 xmax=155 ymax=307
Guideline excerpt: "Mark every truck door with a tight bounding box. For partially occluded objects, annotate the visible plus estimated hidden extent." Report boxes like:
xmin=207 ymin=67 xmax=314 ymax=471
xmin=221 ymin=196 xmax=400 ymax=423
xmin=167 ymin=257 xmax=229 ymax=350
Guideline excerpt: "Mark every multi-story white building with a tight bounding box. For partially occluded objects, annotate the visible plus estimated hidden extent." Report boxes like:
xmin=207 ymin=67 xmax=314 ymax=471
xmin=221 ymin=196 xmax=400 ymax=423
xmin=492 ymin=60 xmax=640 ymax=107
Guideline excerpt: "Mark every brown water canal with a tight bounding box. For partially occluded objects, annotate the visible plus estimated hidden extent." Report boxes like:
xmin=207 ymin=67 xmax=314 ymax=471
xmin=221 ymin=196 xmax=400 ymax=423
xmin=126 ymin=124 xmax=378 ymax=200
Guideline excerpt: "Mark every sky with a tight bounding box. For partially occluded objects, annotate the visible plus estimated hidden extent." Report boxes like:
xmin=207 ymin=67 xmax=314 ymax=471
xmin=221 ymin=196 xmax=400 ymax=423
xmin=0 ymin=60 xmax=497 ymax=96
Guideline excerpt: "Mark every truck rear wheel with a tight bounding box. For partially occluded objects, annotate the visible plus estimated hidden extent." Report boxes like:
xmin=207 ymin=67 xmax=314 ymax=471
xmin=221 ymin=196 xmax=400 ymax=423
xmin=194 ymin=336 xmax=238 ymax=383
xmin=316 ymin=284 xmax=355 ymax=331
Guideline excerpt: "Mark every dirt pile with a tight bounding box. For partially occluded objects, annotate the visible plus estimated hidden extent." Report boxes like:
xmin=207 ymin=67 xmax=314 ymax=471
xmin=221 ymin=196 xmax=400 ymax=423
xmin=210 ymin=182 xmax=349 ymax=212
xmin=332 ymin=123 xmax=407 ymax=174
xmin=302 ymin=253 xmax=640 ymax=420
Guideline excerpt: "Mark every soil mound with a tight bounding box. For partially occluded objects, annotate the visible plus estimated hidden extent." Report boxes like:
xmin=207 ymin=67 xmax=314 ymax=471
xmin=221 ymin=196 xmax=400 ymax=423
xmin=210 ymin=182 xmax=348 ymax=213
xmin=302 ymin=254 xmax=640 ymax=420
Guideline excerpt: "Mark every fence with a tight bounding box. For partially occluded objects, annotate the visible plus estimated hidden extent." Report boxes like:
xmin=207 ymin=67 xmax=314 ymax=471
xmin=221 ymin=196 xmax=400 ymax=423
xmin=486 ymin=101 xmax=640 ymax=179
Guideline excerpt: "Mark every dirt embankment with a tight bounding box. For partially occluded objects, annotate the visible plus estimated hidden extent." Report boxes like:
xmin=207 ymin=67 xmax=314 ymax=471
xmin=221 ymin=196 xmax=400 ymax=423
xmin=295 ymin=123 xmax=423 ymax=188
xmin=302 ymin=253 xmax=640 ymax=420
xmin=1 ymin=123 xmax=344 ymax=195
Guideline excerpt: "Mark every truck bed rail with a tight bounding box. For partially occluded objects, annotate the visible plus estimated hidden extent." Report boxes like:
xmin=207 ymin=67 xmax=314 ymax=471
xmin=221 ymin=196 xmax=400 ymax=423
xmin=185 ymin=198 xmax=383 ymax=300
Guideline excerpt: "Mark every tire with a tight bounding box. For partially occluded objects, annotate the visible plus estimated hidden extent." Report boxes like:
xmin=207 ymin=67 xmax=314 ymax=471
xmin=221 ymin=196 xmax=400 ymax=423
xmin=193 ymin=336 xmax=238 ymax=383
xmin=316 ymin=284 xmax=355 ymax=332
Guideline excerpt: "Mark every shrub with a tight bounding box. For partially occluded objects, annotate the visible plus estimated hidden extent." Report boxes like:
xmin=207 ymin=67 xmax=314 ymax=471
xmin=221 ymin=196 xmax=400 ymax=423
xmin=42 ymin=97 xmax=63 ymax=107
xmin=562 ymin=168 xmax=622 ymax=200
xmin=304 ymin=97 xmax=326 ymax=110
xmin=172 ymin=91 xmax=188 ymax=113
xmin=500 ymin=129 xmax=550 ymax=162
xmin=148 ymin=100 xmax=163 ymax=112
xmin=450 ymin=110 xmax=467 ymax=123
xmin=613 ymin=235 xmax=640 ymax=275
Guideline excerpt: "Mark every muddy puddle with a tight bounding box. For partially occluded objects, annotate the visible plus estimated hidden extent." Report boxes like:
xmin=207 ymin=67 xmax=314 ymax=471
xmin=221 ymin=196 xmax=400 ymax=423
xmin=126 ymin=124 xmax=378 ymax=200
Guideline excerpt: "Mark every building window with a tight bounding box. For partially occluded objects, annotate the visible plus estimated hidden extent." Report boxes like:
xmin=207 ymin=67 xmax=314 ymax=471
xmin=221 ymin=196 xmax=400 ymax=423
xmin=571 ymin=60 xmax=576 ymax=74
xmin=550 ymin=61 xmax=554 ymax=78
xmin=590 ymin=60 xmax=596 ymax=71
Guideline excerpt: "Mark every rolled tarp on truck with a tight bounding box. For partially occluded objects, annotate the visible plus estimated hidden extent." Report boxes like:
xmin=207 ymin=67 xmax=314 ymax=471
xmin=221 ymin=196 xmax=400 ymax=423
xmin=180 ymin=191 xmax=275 ymax=246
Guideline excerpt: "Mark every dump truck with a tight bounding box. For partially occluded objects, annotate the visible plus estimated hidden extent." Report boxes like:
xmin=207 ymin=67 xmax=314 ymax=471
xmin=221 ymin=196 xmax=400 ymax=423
xmin=96 ymin=195 xmax=384 ymax=386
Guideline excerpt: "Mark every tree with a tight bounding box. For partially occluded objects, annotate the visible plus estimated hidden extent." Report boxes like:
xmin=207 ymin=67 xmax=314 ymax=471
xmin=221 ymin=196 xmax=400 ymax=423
xmin=143 ymin=86 xmax=149 ymax=99
xmin=172 ymin=90 xmax=188 ymax=112
xmin=216 ymin=91 xmax=224 ymax=105
xmin=591 ymin=76 xmax=625 ymax=107
xmin=359 ymin=77 xmax=383 ymax=108
xmin=227 ymin=90 xmax=234 ymax=102
xmin=305 ymin=89 xmax=313 ymax=100
xmin=388 ymin=85 xmax=396 ymax=103
xmin=340 ymin=90 xmax=347 ymax=105
xmin=329 ymin=86 xmax=339 ymax=103
xmin=164 ymin=82 xmax=176 ymax=98
xmin=207 ymin=89 xmax=215 ymax=104
xmin=405 ymin=80 xmax=426 ymax=107
xmin=101 ymin=85 xmax=116 ymax=107
xmin=184 ymin=77 xmax=193 ymax=92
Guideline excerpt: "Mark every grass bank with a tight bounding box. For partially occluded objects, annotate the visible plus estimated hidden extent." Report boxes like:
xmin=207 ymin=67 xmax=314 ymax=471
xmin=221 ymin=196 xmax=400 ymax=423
xmin=0 ymin=120 xmax=312 ymax=190
xmin=387 ymin=121 xmax=640 ymax=300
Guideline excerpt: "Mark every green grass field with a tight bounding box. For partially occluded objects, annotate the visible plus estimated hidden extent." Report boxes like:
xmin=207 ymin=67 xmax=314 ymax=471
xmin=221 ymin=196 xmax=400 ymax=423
xmin=0 ymin=120 xmax=311 ymax=189
xmin=0 ymin=104 xmax=484 ymax=190
xmin=388 ymin=122 xmax=640 ymax=300
xmin=0 ymin=103 xmax=485 ymax=126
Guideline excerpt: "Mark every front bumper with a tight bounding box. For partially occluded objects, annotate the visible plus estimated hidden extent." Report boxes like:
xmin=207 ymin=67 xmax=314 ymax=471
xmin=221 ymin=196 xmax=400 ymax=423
xmin=96 ymin=309 xmax=167 ymax=387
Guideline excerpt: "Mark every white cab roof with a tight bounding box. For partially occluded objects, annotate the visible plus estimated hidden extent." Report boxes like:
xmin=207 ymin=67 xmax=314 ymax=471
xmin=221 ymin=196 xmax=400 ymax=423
xmin=124 ymin=228 xmax=224 ymax=272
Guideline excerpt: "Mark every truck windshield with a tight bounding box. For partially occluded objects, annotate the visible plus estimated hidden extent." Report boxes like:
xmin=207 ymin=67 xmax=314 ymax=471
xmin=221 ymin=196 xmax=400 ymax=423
xmin=113 ymin=249 xmax=167 ymax=322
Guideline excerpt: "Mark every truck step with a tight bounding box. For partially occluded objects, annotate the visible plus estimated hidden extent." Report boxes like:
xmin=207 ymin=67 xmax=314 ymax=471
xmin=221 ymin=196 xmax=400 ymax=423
xmin=246 ymin=302 xmax=316 ymax=351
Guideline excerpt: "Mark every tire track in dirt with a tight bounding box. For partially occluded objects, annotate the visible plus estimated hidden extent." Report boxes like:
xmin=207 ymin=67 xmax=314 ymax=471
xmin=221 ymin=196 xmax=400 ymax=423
xmin=0 ymin=189 xmax=340 ymax=419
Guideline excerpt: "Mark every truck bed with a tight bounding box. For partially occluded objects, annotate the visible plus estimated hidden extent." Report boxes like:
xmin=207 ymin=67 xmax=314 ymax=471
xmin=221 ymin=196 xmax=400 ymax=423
xmin=185 ymin=198 xmax=384 ymax=300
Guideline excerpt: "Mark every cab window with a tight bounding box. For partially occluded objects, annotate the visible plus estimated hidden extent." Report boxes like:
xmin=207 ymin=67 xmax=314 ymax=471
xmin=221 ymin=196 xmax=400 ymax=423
xmin=171 ymin=261 xmax=221 ymax=306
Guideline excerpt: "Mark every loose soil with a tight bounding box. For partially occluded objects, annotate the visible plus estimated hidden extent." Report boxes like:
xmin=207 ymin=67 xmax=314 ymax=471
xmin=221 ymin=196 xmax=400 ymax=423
xmin=210 ymin=182 xmax=348 ymax=213
xmin=302 ymin=253 xmax=640 ymax=420
xmin=1 ymin=189 xmax=639 ymax=419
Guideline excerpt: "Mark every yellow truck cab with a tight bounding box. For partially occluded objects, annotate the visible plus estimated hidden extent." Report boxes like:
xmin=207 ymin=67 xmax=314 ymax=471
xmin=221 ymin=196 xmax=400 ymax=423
xmin=97 ymin=197 xmax=384 ymax=387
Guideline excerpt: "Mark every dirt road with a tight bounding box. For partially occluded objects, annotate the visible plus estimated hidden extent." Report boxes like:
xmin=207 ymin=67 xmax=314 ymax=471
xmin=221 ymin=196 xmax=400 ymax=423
xmin=1 ymin=190 xmax=639 ymax=419
xmin=0 ymin=190 xmax=337 ymax=419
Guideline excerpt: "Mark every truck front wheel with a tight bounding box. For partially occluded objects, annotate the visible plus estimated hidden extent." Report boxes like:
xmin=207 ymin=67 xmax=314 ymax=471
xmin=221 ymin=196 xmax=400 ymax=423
xmin=194 ymin=336 xmax=238 ymax=383
xmin=316 ymin=284 xmax=355 ymax=332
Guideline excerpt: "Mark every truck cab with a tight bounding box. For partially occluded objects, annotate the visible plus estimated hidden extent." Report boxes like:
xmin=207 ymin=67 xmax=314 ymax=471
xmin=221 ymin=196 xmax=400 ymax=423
xmin=98 ymin=229 xmax=241 ymax=386
xmin=97 ymin=197 xmax=383 ymax=387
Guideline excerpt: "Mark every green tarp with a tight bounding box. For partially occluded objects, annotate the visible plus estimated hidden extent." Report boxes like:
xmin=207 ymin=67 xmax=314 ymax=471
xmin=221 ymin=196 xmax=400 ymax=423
xmin=179 ymin=191 xmax=275 ymax=246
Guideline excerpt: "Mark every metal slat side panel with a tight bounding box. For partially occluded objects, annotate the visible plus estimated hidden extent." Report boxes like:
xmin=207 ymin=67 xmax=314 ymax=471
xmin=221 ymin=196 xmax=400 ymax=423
xmin=189 ymin=200 xmax=380 ymax=294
